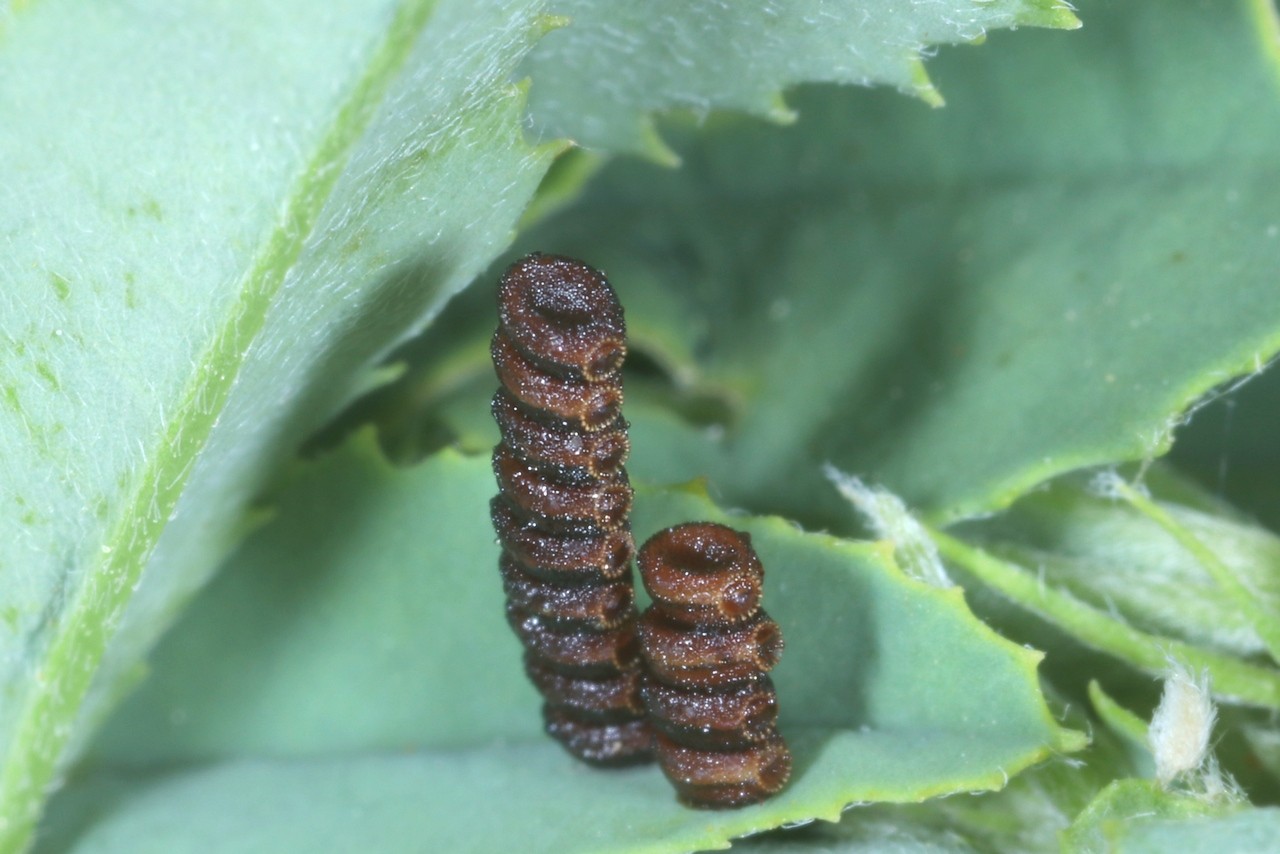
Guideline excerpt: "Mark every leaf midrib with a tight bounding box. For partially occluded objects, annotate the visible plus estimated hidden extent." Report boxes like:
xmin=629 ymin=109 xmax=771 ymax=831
xmin=0 ymin=0 xmax=440 ymax=848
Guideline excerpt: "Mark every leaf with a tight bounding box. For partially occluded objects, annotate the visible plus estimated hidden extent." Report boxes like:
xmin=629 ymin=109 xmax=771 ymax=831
xmin=732 ymin=703 xmax=1135 ymax=854
xmin=1103 ymin=473 xmax=1280 ymax=663
xmin=520 ymin=0 xmax=1079 ymax=159
xmin=1061 ymin=779 xmax=1243 ymax=853
xmin=953 ymin=467 xmax=1280 ymax=662
xmin=1100 ymin=807 xmax=1280 ymax=854
xmin=734 ymin=813 xmax=981 ymax=853
xmin=0 ymin=0 xmax=560 ymax=845
xmin=1088 ymin=681 xmax=1155 ymax=778
xmin=501 ymin=0 xmax=1280 ymax=532
xmin=1089 ymin=682 xmax=1280 ymax=810
xmin=929 ymin=525 xmax=1280 ymax=709
xmin=928 ymin=463 xmax=1280 ymax=710
xmin=1083 ymin=680 xmax=1280 ymax=809
xmin=0 ymin=1 xmax=1085 ymax=843
xmin=47 ymin=437 xmax=1081 ymax=851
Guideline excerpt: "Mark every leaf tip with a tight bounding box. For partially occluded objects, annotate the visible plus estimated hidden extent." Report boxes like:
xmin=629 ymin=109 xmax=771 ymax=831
xmin=1057 ymin=726 xmax=1091 ymax=754
xmin=1088 ymin=679 xmax=1149 ymax=748
xmin=905 ymin=58 xmax=945 ymax=108
xmin=665 ymin=476 xmax=716 ymax=502
xmin=635 ymin=116 xmax=682 ymax=167
xmin=762 ymin=91 xmax=798 ymax=126
xmin=1016 ymin=1 xmax=1083 ymax=30
xmin=518 ymin=145 xmax=603 ymax=230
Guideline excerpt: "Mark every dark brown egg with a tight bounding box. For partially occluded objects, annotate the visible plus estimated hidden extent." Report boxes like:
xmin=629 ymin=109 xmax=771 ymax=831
xmin=544 ymin=708 xmax=654 ymax=767
xmin=498 ymin=253 xmax=627 ymax=381
xmin=491 ymin=496 xmax=634 ymax=582
xmin=499 ymin=556 xmax=634 ymax=631
xmin=492 ymin=442 xmax=633 ymax=531
xmin=491 ymin=329 xmax=623 ymax=432
xmin=525 ymin=656 xmax=647 ymax=720
xmin=654 ymin=733 xmax=792 ymax=809
xmin=642 ymin=676 xmax=780 ymax=749
xmin=490 ymin=253 xmax=651 ymax=766
xmin=492 ymin=389 xmax=630 ymax=477
xmin=506 ymin=603 xmax=641 ymax=677
xmin=638 ymin=609 xmax=783 ymax=688
xmin=636 ymin=523 xmax=791 ymax=807
xmin=638 ymin=522 xmax=764 ymax=625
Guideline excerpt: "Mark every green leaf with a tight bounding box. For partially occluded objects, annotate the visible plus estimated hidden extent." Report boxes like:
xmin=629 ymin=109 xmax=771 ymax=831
xmin=930 ymin=525 xmax=1280 ymax=709
xmin=928 ymin=464 xmax=1280 ymax=711
xmin=1088 ymin=681 xmax=1154 ymax=778
xmin=0 ymin=0 xmax=559 ymax=845
xmin=502 ymin=0 xmax=1280 ymax=532
xmin=953 ymin=467 xmax=1280 ymax=663
xmin=49 ymin=437 xmax=1080 ymax=851
xmin=1102 ymin=808 xmax=1280 ymax=854
xmin=732 ymin=693 xmax=1141 ymax=853
xmin=14 ymin=0 xmax=1280 ymax=847
xmin=1 ymin=2 xmax=1087 ymax=842
xmin=1104 ymin=474 xmax=1280 ymax=663
xmin=520 ymin=0 xmax=1079 ymax=159
xmin=1061 ymin=779 xmax=1242 ymax=853
xmin=734 ymin=814 xmax=980 ymax=853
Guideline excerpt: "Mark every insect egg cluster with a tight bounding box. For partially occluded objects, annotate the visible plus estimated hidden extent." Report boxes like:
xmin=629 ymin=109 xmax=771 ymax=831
xmin=637 ymin=523 xmax=792 ymax=808
xmin=487 ymin=253 xmax=791 ymax=806
xmin=489 ymin=253 xmax=652 ymax=765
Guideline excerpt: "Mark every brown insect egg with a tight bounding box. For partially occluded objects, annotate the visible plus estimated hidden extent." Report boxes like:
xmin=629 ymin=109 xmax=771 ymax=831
xmin=544 ymin=709 xmax=654 ymax=765
xmin=498 ymin=252 xmax=627 ymax=381
xmin=654 ymin=734 xmax=793 ymax=809
xmin=492 ymin=443 xmax=633 ymax=531
xmin=637 ymin=609 xmax=783 ymax=687
xmin=490 ymin=253 xmax=652 ymax=767
xmin=506 ymin=603 xmax=642 ymax=677
xmin=636 ymin=523 xmax=792 ymax=807
xmin=492 ymin=389 xmax=630 ymax=477
xmin=642 ymin=676 xmax=780 ymax=749
xmin=491 ymin=330 xmax=622 ymax=432
xmin=491 ymin=496 xmax=634 ymax=582
xmin=525 ymin=657 xmax=647 ymax=720
xmin=638 ymin=522 xmax=764 ymax=625
xmin=499 ymin=556 xmax=634 ymax=631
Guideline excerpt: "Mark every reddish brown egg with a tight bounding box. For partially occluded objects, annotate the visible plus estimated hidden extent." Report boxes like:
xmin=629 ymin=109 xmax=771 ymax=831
xmin=654 ymin=733 xmax=792 ymax=808
xmin=544 ymin=708 xmax=654 ymax=767
xmin=492 ymin=329 xmax=622 ymax=432
xmin=492 ymin=442 xmax=633 ymax=531
xmin=526 ymin=657 xmax=647 ymax=720
xmin=490 ymin=253 xmax=651 ymax=766
xmin=638 ymin=609 xmax=783 ymax=688
xmin=491 ymin=496 xmax=634 ymax=582
xmin=492 ymin=388 xmax=630 ymax=477
xmin=497 ymin=252 xmax=627 ymax=381
xmin=638 ymin=522 xmax=764 ymax=625
xmin=506 ymin=603 xmax=641 ymax=678
xmin=642 ymin=676 xmax=780 ymax=749
xmin=636 ymin=523 xmax=791 ymax=807
xmin=499 ymin=556 xmax=634 ymax=631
